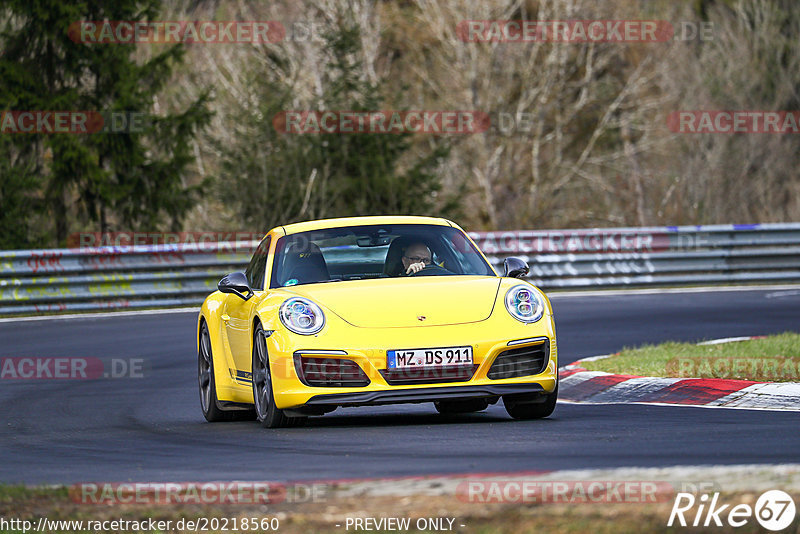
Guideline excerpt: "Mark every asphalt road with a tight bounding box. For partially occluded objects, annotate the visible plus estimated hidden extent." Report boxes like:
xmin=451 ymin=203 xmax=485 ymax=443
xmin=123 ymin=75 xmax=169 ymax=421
xmin=1 ymin=287 xmax=798 ymax=484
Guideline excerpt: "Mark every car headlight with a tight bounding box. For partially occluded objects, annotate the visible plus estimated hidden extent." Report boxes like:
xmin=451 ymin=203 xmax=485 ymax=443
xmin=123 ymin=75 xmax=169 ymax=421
xmin=279 ymin=297 xmax=325 ymax=335
xmin=504 ymin=285 xmax=544 ymax=323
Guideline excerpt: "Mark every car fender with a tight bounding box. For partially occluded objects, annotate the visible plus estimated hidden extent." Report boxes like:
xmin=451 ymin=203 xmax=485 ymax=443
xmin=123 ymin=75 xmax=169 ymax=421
xmin=494 ymin=278 xmax=557 ymax=371
xmin=198 ymin=291 xmax=240 ymax=400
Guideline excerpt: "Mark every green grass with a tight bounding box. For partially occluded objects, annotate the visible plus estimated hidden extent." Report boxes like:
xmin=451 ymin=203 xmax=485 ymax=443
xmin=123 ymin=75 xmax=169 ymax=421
xmin=0 ymin=484 xmax=68 ymax=502
xmin=580 ymin=332 xmax=800 ymax=382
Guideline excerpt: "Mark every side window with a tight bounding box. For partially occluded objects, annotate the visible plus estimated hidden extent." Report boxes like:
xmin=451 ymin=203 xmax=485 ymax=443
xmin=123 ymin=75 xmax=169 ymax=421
xmin=245 ymin=236 xmax=270 ymax=290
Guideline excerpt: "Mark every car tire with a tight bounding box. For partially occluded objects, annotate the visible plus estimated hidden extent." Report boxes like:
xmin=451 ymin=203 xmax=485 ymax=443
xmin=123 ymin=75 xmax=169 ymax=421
xmin=198 ymin=320 xmax=238 ymax=422
xmin=252 ymin=323 xmax=307 ymax=429
xmin=503 ymin=383 xmax=558 ymax=420
xmin=434 ymin=399 xmax=490 ymax=414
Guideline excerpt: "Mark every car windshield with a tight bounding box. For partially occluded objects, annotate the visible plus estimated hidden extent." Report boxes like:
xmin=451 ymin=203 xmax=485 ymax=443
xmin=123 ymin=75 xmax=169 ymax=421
xmin=269 ymin=224 xmax=495 ymax=288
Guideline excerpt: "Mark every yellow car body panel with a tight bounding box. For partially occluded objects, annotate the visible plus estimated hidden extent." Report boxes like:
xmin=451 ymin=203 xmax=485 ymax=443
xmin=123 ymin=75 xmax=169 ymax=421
xmin=197 ymin=216 xmax=556 ymax=413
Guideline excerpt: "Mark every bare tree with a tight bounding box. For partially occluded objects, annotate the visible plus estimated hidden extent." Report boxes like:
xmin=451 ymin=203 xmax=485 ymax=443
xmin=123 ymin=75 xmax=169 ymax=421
xmin=157 ymin=0 xmax=800 ymax=232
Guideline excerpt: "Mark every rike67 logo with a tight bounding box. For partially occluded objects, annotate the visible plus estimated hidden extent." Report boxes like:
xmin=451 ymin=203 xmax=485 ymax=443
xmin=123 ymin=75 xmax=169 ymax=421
xmin=668 ymin=490 xmax=796 ymax=531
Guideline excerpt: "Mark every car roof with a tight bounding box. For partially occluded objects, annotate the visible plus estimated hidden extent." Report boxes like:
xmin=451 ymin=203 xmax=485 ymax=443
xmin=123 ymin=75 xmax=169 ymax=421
xmin=276 ymin=215 xmax=454 ymax=236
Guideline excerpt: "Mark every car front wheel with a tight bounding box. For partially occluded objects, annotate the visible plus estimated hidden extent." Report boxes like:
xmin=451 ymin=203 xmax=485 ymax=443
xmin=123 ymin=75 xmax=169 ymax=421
xmin=252 ymin=323 xmax=306 ymax=428
xmin=198 ymin=321 xmax=234 ymax=422
xmin=503 ymin=382 xmax=558 ymax=420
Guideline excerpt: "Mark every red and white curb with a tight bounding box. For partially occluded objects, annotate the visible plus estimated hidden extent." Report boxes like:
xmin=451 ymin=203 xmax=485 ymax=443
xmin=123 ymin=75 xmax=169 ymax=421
xmin=558 ymin=337 xmax=800 ymax=411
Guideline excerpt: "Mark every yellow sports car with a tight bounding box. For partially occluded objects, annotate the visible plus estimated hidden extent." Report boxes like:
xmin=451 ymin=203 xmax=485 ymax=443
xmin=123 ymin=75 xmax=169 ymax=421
xmin=197 ymin=216 xmax=557 ymax=427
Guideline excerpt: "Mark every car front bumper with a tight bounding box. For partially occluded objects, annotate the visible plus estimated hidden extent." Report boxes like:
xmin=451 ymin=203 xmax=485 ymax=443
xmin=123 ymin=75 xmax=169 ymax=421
xmin=265 ymin=314 xmax=558 ymax=410
xmin=289 ymin=382 xmax=547 ymax=413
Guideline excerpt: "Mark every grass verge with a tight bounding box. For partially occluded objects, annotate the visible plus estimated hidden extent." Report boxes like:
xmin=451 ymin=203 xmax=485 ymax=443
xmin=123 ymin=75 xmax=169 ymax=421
xmin=579 ymin=332 xmax=800 ymax=381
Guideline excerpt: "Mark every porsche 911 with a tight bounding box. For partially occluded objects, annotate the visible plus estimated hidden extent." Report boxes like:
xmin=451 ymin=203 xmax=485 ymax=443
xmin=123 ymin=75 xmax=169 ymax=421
xmin=197 ymin=215 xmax=557 ymax=427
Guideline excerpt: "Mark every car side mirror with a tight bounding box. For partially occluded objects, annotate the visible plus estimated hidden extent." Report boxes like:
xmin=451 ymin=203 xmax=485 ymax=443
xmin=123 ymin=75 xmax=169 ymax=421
xmin=503 ymin=257 xmax=529 ymax=279
xmin=218 ymin=272 xmax=254 ymax=301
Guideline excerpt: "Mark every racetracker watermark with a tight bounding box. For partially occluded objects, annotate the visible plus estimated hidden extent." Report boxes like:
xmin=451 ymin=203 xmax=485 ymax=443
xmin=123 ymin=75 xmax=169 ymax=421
xmin=69 ymin=231 xmax=264 ymax=252
xmin=293 ymin=355 xmax=485 ymax=385
xmin=0 ymin=111 xmax=149 ymax=134
xmin=470 ymin=230 xmax=669 ymax=254
xmin=344 ymin=518 xmax=459 ymax=531
xmin=457 ymin=20 xmax=680 ymax=43
xmin=69 ymin=21 xmax=285 ymax=44
xmin=668 ymin=111 xmax=800 ymax=134
xmin=667 ymin=356 xmax=800 ymax=381
xmin=71 ymin=481 xmax=328 ymax=505
xmin=457 ymin=480 xmax=676 ymax=504
xmin=0 ymin=357 xmax=146 ymax=380
xmin=273 ymin=111 xmax=490 ymax=135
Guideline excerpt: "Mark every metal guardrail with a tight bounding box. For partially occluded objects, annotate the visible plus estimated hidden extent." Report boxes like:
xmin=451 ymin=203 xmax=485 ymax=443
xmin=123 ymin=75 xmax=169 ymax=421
xmin=0 ymin=242 xmax=256 ymax=315
xmin=1 ymin=223 xmax=799 ymax=315
xmin=470 ymin=223 xmax=800 ymax=289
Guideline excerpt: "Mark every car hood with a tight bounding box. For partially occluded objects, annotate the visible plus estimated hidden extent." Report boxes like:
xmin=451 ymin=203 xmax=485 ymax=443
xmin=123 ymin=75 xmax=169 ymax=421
xmin=283 ymin=276 xmax=501 ymax=328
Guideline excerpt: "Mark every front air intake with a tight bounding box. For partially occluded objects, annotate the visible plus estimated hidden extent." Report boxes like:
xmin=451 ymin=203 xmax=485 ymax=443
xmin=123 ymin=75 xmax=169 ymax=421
xmin=294 ymin=355 xmax=370 ymax=387
xmin=379 ymin=365 xmax=479 ymax=385
xmin=487 ymin=340 xmax=549 ymax=380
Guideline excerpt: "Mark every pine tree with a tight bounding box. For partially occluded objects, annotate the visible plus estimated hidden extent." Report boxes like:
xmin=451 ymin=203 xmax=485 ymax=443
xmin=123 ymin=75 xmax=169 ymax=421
xmin=217 ymin=15 xmax=451 ymax=232
xmin=0 ymin=0 xmax=211 ymax=247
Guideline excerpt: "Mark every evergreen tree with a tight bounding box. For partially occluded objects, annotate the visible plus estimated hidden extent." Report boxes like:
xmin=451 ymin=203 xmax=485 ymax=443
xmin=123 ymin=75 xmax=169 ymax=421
xmin=0 ymin=0 xmax=211 ymax=247
xmin=218 ymin=16 xmax=451 ymax=232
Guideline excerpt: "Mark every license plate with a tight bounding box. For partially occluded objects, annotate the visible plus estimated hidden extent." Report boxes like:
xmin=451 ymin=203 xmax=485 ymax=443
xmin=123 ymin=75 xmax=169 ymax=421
xmin=387 ymin=346 xmax=473 ymax=369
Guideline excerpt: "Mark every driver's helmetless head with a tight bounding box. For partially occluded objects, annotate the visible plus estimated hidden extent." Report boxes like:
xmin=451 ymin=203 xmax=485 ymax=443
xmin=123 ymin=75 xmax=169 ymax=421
xmin=402 ymin=243 xmax=432 ymax=270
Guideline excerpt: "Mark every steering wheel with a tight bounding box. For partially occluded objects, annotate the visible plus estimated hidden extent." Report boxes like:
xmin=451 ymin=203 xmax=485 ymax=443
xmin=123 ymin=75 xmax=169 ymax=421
xmin=408 ymin=264 xmax=453 ymax=276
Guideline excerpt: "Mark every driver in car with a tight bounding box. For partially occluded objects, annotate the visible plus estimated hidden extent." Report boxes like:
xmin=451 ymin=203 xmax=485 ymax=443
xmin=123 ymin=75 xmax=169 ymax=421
xmin=402 ymin=242 xmax=433 ymax=275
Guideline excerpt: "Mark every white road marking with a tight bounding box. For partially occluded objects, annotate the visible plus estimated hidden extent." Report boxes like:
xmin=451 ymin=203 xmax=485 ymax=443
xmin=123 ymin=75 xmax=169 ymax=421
xmin=558 ymin=398 xmax=800 ymax=412
xmin=586 ymin=377 xmax=683 ymax=403
xmin=709 ymin=382 xmax=800 ymax=410
xmin=766 ymin=289 xmax=800 ymax=299
xmin=0 ymin=307 xmax=198 ymax=323
xmin=548 ymin=283 xmax=800 ymax=298
xmin=697 ymin=336 xmax=758 ymax=345
xmin=2 ymin=283 xmax=798 ymax=322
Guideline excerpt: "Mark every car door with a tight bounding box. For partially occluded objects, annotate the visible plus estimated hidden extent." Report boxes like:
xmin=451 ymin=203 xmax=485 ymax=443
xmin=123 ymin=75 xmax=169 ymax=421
xmin=223 ymin=236 xmax=270 ymax=375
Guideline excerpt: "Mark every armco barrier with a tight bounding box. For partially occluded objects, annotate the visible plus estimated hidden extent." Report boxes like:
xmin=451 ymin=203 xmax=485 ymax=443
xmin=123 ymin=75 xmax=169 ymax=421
xmin=470 ymin=223 xmax=800 ymax=289
xmin=0 ymin=241 xmax=257 ymax=315
xmin=1 ymin=223 xmax=799 ymax=315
